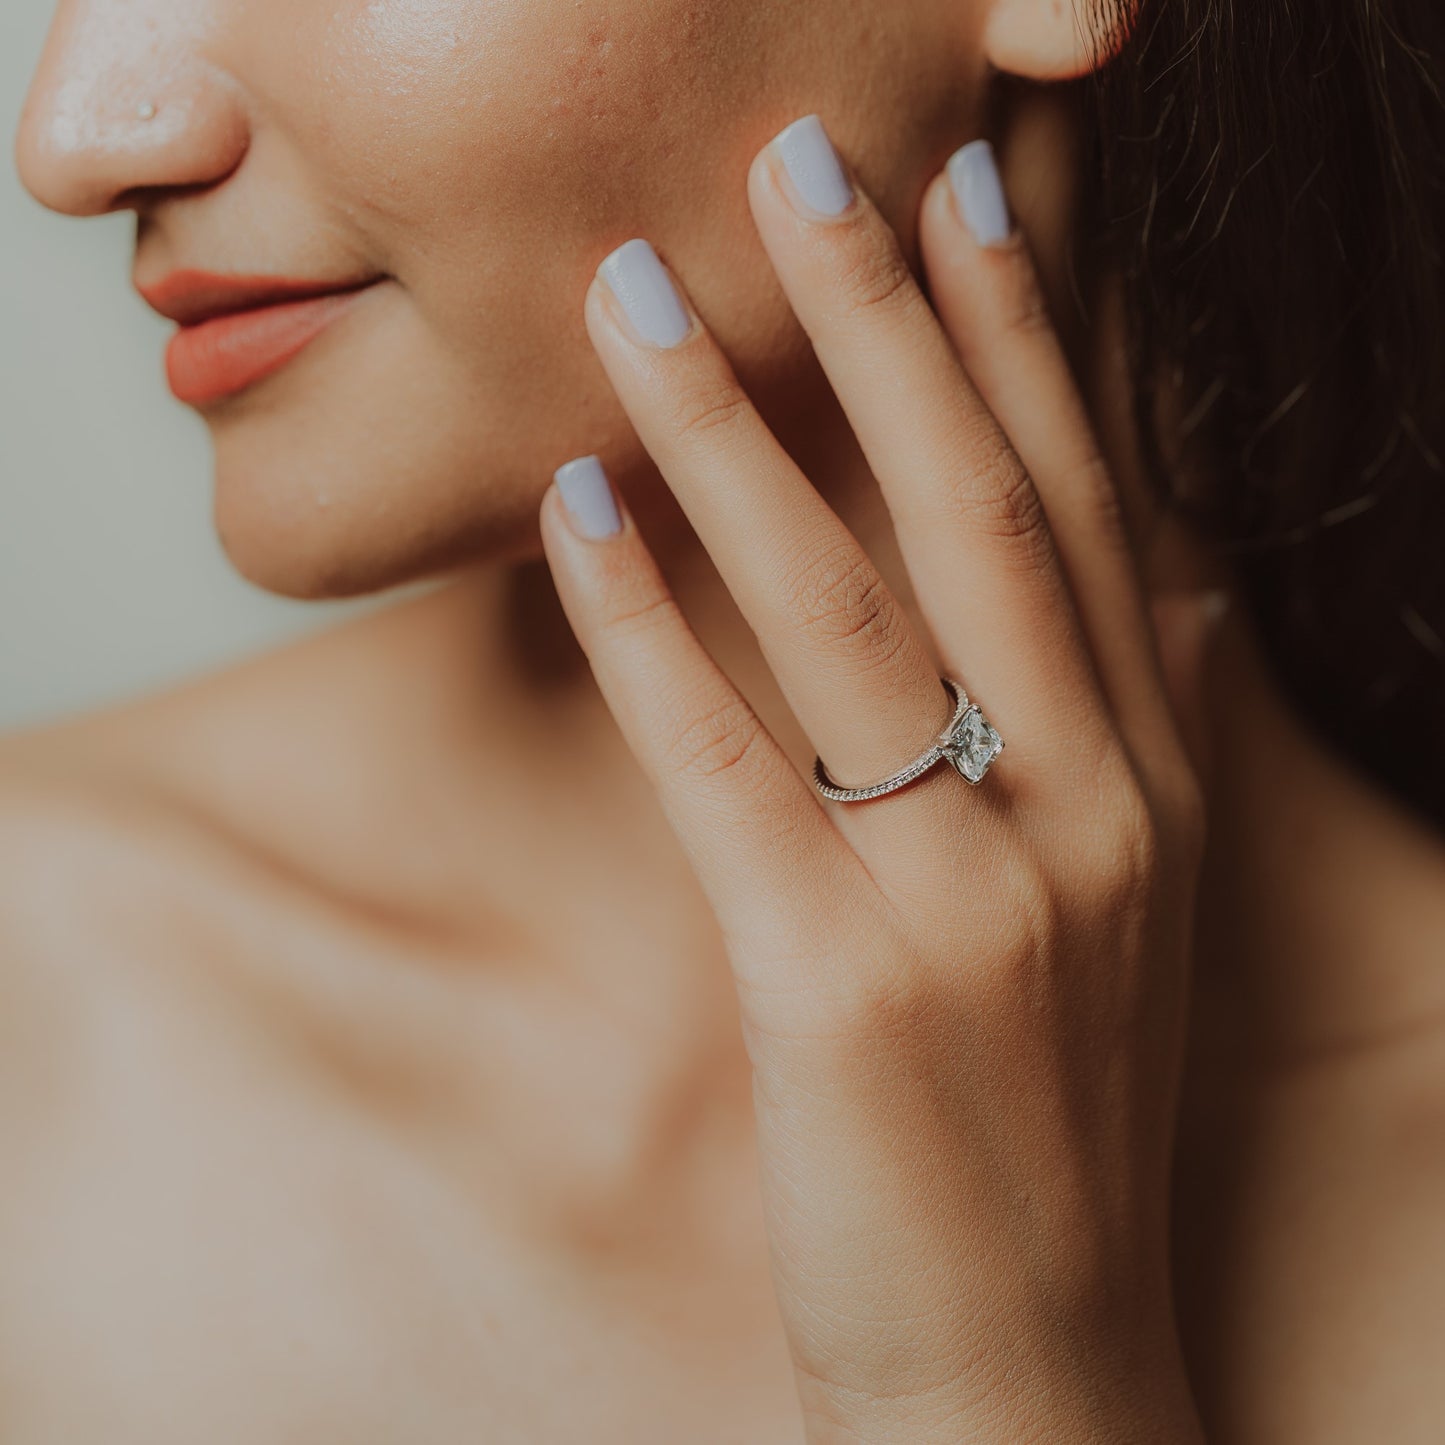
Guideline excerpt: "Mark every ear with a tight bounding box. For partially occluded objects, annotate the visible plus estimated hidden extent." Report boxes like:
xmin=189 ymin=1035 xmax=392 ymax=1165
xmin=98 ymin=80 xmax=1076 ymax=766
xmin=983 ymin=0 xmax=1135 ymax=82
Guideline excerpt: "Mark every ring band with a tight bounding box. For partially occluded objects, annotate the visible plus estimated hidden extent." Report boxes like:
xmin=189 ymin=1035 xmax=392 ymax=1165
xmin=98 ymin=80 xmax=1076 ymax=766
xmin=811 ymin=676 xmax=1004 ymax=803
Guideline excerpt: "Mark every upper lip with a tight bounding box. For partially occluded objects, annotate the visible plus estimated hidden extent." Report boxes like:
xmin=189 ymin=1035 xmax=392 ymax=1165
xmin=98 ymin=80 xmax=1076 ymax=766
xmin=136 ymin=269 xmax=383 ymax=327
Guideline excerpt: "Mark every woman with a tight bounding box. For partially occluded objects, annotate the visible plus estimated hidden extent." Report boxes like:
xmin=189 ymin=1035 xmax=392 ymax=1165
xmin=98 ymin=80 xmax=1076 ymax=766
xmin=6 ymin=0 xmax=1444 ymax=1437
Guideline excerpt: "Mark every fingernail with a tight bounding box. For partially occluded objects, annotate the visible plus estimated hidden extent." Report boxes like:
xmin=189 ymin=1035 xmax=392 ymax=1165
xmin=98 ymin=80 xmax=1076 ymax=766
xmin=597 ymin=238 xmax=692 ymax=349
xmin=772 ymin=114 xmax=855 ymax=219
xmin=554 ymin=454 xmax=622 ymax=539
xmin=946 ymin=139 xmax=1012 ymax=248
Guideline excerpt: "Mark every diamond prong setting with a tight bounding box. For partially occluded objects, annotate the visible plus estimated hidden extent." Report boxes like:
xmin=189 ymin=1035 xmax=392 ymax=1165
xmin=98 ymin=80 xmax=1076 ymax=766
xmin=942 ymin=704 xmax=1004 ymax=785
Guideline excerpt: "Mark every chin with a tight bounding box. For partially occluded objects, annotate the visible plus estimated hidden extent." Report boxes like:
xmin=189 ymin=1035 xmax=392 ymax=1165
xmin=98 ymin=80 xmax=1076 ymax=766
xmin=199 ymin=298 xmax=639 ymax=599
xmin=208 ymin=443 xmax=544 ymax=601
xmin=206 ymin=393 xmax=645 ymax=604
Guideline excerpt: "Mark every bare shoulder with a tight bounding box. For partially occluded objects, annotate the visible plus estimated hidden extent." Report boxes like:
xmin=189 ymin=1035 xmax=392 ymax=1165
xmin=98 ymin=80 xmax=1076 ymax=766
xmin=0 ymin=725 xmax=463 ymax=1443
xmin=0 ymin=690 xmax=349 ymax=1164
xmin=0 ymin=722 xmax=273 ymax=1143
xmin=0 ymin=628 xmax=353 ymax=952
xmin=0 ymin=721 xmax=258 ymax=969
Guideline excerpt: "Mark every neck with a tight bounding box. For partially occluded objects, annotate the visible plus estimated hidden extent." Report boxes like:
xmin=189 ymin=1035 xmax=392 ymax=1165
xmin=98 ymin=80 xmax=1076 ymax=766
xmin=344 ymin=384 xmax=922 ymax=948
xmin=1187 ymin=607 xmax=1445 ymax=1069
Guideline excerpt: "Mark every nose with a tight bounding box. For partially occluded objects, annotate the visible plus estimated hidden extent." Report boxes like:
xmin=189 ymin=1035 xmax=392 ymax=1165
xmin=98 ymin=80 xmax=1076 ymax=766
xmin=14 ymin=1 xmax=250 ymax=218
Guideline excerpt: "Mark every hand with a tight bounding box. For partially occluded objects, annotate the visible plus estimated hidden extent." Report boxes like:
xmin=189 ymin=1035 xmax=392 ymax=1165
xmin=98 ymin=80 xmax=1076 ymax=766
xmin=540 ymin=116 xmax=1210 ymax=1443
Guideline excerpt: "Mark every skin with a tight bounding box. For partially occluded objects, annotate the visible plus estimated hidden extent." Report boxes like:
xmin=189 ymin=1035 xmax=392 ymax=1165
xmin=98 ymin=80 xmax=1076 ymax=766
xmin=15 ymin=0 xmax=986 ymax=596
xmin=7 ymin=0 xmax=1445 ymax=1440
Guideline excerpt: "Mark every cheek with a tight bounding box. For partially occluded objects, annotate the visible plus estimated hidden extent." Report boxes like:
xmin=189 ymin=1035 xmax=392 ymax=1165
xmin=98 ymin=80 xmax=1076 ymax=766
xmin=296 ymin=0 xmax=744 ymax=255
xmin=269 ymin=4 xmax=798 ymax=441
xmin=289 ymin=0 xmax=806 ymax=340
xmin=209 ymin=0 xmax=965 ymax=597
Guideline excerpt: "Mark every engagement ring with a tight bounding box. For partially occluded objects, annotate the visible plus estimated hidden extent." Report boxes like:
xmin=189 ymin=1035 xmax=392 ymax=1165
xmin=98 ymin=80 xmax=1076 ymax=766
xmin=811 ymin=676 xmax=1004 ymax=803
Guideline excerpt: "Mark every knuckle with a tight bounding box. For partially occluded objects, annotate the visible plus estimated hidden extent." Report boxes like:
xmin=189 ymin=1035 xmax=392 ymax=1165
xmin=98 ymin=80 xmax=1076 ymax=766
xmin=782 ymin=542 xmax=909 ymax=674
xmin=1006 ymin=855 xmax=1067 ymax=957
xmin=663 ymin=693 xmax=772 ymax=789
xmin=999 ymin=256 xmax=1053 ymax=340
xmin=808 ymin=946 xmax=944 ymax=1057
xmin=944 ymin=430 xmax=1053 ymax=563
xmin=1070 ymin=450 xmax=1130 ymax=550
xmin=834 ymin=236 xmax=922 ymax=323
xmin=1122 ymin=794 xmax=1163 ymax=892
xmin=668 ymin=376 xmax=751 ymax=443
xmin=958 ymin=866 xmax=1067 ymax=1013
xmin=1052 ymin=750 xmax=1165 ymax=908
xmin=1096 ymin=772 xmax=1163 ymax=902
xmin=598 ymin=586 xmax=683 ymax=643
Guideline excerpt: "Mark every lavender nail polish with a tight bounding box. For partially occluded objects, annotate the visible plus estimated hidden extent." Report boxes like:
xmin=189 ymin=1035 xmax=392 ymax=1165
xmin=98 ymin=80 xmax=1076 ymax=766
xmin=772 ymin=114 xmax=855 ymax=219
xmin=947 ymin=140 xmax=1012 ymax=248
xmin=555 ymin=454 xmax=622 ymax=539
xmin=597 ymin=239 xmax=692 ymax=349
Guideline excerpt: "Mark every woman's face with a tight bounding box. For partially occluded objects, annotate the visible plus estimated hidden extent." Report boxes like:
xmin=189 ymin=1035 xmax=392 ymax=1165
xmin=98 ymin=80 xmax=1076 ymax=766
xmin=16 ymin=0 xmax=980 ymax=597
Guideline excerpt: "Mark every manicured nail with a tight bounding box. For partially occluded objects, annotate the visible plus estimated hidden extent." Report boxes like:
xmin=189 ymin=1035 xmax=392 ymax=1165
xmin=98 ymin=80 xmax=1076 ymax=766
xmin=597 ymin=238 xmax=692 ymax=349
xmin=554 ymin=454 xmax=622 ymax=539
xmin=772 ymin=114 xmax=854 ymax=219
xmin=947 ymin=140 xmax=1012 ymax=247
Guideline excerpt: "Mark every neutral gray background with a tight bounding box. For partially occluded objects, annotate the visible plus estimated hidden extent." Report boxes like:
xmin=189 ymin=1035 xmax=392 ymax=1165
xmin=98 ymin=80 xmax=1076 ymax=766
xmin=0 ymin=2 xmax=371 ymax=734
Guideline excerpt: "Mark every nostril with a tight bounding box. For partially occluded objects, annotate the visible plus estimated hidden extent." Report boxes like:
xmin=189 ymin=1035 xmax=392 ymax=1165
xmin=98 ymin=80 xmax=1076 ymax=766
xmin=16 ymin=116 xmax=141 ymax=218
xmin=116 ymin=176 xmax=242 ymax=217
xmin=16 ymin=57 xmax=251 ymax=220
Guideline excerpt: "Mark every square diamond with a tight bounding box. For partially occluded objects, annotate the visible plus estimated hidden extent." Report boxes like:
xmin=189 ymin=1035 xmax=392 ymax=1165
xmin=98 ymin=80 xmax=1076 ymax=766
xmin=946 ymin=706 xmax=1003 ymax=784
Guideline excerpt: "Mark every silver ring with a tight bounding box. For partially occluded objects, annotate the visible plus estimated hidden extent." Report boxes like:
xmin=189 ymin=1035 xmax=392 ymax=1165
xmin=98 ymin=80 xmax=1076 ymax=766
xmin=811 ymin=676 xmax=1004 ymax=803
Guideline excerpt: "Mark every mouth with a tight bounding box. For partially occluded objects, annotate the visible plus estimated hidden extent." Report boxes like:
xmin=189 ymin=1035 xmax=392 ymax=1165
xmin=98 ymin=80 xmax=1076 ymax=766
xmin=137 ymin=270 xmax=385 ymax=407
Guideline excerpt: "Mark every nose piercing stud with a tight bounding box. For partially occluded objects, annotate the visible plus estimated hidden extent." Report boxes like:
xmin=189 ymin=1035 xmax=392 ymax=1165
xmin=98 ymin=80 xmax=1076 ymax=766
xmin=137 ymin=102 xmax=157 ymax=121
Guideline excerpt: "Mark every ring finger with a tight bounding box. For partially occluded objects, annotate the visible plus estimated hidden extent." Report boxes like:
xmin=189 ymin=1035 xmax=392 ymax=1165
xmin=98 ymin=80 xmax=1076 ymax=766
xmin=746 ymin=116 xmax=1112 ymax=781
xmin=582 ymin=235 xmax=973 ymax=849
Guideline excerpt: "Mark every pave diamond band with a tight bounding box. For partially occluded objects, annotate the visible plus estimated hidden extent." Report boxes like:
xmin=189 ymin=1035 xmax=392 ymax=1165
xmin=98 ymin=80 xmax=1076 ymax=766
xmin=811 ymin=676 xmax=1005 ymax=803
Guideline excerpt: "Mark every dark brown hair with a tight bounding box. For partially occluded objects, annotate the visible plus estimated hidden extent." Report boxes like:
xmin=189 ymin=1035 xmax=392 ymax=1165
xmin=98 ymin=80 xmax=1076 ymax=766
xmin=1081 ymin=0 xmax=1445 ymax=828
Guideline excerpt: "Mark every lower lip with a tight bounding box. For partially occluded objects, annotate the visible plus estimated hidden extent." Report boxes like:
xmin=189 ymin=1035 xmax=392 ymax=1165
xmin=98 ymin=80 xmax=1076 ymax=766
xmin=165 ymin=288 xmax=373 ymax=406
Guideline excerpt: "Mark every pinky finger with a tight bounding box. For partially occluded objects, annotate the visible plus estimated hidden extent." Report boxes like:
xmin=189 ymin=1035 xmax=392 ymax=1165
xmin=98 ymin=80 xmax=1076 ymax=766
xmin=538 ymin=454 xmax=848 ymax=953
xmin=918 ymin=145 xmax=1182 ymax=783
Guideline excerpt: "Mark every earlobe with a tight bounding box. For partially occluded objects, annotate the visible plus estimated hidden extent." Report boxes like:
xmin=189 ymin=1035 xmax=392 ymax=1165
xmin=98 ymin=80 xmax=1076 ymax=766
xmin=982 ymin=0 xmax=1135 ymax=82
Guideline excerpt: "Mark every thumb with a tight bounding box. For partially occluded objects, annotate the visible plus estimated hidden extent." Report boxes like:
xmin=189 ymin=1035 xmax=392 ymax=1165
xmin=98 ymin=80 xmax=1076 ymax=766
xmin=1149 ymin=588 xmax=1232 ymax=789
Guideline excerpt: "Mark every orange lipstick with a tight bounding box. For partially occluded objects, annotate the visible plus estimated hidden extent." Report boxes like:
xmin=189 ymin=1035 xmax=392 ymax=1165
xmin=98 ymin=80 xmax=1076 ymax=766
xmin=139 ymin=271 xmax=380 ymax=406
